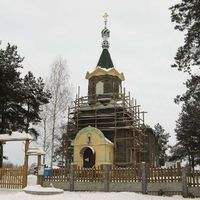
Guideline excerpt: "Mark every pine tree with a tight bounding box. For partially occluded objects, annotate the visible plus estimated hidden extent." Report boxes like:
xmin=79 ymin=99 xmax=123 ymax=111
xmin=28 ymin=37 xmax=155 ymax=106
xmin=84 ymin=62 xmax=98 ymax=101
xmin=170 ymin=1 xmax=200 ymax=167
xmin=22 ymin=71 xmax=51 ymax=137
xmin=0 ymin=43 xmax=51 ymax=167
xmin=0 ymin=43 xmax=24 ymax=167
xmin=170 ymin=1 xmax=200 ymax=73
xmin=154 ymin=123 xmax=170 ymax=166
xmin=170 ymin=75 xmax=200 ymax=168
xmin=0 ymin=43 xmax=24 ymax=132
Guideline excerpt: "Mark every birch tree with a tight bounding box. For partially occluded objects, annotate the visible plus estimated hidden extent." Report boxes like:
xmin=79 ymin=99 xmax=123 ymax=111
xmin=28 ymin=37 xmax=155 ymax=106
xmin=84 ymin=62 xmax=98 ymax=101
xmin=37 ymin=103 xmax=51 ymax=163
xmin=40 ymin=57 xmax=72 ymax=167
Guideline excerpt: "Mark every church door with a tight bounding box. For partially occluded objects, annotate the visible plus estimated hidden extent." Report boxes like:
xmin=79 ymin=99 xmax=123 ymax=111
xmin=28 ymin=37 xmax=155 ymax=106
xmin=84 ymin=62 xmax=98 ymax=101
xmin=83 ymin=147 xmax=95 ymax=168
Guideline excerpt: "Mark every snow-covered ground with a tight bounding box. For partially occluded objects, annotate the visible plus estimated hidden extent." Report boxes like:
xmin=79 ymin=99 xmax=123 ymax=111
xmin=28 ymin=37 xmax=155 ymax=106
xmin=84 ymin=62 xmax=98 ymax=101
xmin=0 ymin=175 xmax=199 ymax=200
xmin=0 ymin=190 xmax=199 ymax=200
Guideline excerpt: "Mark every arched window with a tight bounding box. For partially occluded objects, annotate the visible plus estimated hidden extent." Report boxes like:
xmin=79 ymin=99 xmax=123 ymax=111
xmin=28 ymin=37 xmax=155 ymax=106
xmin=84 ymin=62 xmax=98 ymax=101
xmin=96 ymin=81 xmax=104 ymax=94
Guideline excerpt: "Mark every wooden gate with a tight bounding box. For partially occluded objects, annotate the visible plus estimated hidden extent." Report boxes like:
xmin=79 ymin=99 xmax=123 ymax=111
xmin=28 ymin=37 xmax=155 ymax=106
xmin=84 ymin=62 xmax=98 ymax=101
xmin=0 ymin=167 xmax=26 ymax=189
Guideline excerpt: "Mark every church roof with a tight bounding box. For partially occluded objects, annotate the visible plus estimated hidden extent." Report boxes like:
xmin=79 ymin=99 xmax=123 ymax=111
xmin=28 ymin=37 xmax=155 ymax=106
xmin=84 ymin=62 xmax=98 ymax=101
xmin=96 ymin=13 xmax=114 ymax=69
xmin=85 ymin=67 xmax=125 ymax=81
xmin=97 ymin=49 xmax=114 ymax=69
xmin=86 ymin=14 xmax=125 ymax=81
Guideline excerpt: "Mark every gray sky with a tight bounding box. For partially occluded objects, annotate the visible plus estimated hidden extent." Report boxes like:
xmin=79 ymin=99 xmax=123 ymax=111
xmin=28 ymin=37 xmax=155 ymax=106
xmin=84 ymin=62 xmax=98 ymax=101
xmin=1 ymin=0 xmax=188 ymax=165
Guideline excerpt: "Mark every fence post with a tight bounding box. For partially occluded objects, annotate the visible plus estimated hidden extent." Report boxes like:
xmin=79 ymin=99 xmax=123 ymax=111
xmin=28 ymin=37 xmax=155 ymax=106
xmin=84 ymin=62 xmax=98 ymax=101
xmin=23 ymin=140 xmax=29 ymax=188
xmin=182 ymin=167 xmax=188 ymax=198
xmin=37 ymin=155 xmax=42 ymax=185
xmin=141 ymin=162 xmax=147 ymax=194
xmin=70 ymin=164 xmax=75 ymax=191
xmin=103 ymin=164 xmax=110 ymax=192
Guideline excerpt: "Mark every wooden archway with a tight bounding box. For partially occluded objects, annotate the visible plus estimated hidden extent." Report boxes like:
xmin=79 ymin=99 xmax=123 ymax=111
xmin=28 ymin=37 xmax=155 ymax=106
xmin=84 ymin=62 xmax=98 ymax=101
xmin=0 ymin=133 xmax=32 ymax=188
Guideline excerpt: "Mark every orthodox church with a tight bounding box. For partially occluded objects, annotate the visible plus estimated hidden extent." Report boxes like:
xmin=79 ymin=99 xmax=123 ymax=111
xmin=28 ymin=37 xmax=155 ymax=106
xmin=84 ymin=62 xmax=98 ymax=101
xmin=68 ymin=14 xmax=158 ymax=168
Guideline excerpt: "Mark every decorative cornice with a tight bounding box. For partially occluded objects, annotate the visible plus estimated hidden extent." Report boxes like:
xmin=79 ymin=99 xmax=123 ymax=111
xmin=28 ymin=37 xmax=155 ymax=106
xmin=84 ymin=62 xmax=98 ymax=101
xmin=85 ymin=67 xmax=125 ymax=81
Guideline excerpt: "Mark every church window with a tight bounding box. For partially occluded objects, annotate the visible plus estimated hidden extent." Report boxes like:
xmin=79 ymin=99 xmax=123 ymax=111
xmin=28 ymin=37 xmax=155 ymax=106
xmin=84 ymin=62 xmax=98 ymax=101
xmin=96 ymin=81 xmax=104 ymax=94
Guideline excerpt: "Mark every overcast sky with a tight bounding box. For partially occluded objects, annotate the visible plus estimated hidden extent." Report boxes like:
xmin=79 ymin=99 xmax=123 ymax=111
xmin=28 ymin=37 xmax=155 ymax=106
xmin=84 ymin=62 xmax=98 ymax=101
xmin=1 ymin=0 xmax=189 ymax=165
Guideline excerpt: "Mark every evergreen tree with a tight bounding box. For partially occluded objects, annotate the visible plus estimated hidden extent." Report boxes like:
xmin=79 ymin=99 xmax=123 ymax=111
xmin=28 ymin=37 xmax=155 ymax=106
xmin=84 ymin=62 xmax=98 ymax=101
xmin=22 ymin=71 xmax=51 ymax=137
xmin=154 ymin=123 xmax=170 ymax=166
xmin=170 ymin=1 xmax=200 ymax=168
xmin=0 ymin=43 xmax=24 ymax=167
xmin=170 ymin=75 xmax=200 ymax=168
xmin=170 ymin=0 xmax=200 ymax=73
xmin=0 ymin=43 xmax=51 ymax=167
xmin=53 ymin=125 xmax=73 ymax=166
xmin=0 ymin=43 xmax=24 ymax=132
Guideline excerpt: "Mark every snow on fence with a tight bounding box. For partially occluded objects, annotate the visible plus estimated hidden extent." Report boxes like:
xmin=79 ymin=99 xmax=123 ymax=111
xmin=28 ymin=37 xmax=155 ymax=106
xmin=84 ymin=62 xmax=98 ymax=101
xmin=0 ymin=167 xmax=25 ymax=189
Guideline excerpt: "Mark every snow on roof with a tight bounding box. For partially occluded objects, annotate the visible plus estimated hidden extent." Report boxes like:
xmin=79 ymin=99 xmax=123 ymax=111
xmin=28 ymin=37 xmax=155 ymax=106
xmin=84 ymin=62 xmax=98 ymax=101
xmin=27 ymin=147 xmax=46 ymax=155
xmin=27 ymin=141 xmax=46 ymax=155
xmin=0 ymin=131 xmax=33 ymax=142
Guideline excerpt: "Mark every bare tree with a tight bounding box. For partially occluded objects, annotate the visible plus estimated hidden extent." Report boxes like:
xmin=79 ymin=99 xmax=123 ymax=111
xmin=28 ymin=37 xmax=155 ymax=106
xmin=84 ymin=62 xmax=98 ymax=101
xmin=39 ymin=57 xmax=72 ymax=167
xmin=37 ymin=103 xmax=51 ymax=163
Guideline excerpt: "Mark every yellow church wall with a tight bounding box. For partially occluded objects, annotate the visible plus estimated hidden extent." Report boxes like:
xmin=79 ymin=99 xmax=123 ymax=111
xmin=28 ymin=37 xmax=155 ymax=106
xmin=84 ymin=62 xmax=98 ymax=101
xmin=73 ymin=126 xmax=113 ymax=167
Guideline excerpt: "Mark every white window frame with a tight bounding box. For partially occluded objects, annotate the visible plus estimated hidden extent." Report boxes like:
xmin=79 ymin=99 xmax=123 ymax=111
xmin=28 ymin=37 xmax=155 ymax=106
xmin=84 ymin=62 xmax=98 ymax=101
xmin=96 ymin=81 xmax=104 ymax=94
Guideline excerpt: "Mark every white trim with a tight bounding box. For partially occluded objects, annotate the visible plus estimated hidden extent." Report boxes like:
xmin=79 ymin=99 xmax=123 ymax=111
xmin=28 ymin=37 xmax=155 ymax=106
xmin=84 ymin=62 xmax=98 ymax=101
xmin=0 ymin=132 xmax=33 ymax=142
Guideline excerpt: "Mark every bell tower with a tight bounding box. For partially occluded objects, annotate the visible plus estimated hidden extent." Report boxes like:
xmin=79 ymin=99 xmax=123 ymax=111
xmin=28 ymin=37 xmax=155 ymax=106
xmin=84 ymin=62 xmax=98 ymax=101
xmin=68 ymin=13 xmax=158 ymax=168
xmin=85 ymin=13 xmax=124 ymax=102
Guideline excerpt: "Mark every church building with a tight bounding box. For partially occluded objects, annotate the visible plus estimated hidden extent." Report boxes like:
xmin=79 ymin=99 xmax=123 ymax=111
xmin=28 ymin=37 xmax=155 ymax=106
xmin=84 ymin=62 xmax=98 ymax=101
xmin=68 ymin=14 xmax=158 ymax=168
